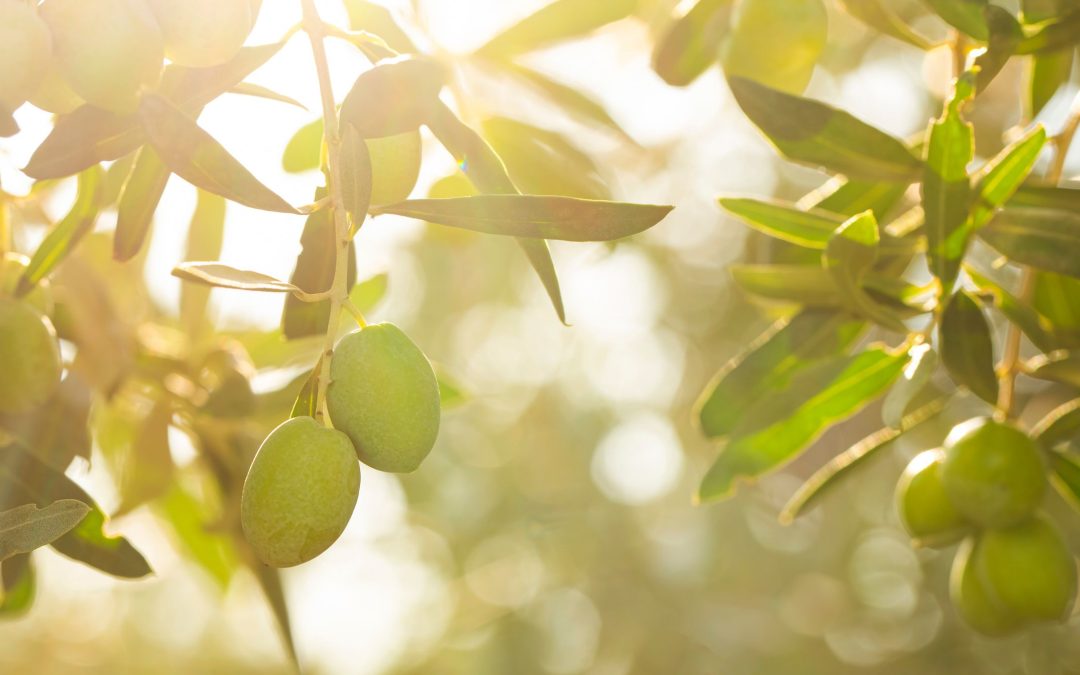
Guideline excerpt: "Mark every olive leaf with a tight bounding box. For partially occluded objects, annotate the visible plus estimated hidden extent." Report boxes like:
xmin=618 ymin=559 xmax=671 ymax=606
xmin=921 ymin=0 xmax=990 ymax=40
xmin=1033 ymin=398 xmax=1080 ymax=447
xmin=343 ymin=0 xmax=418 ymax=53
xmin=969 ymin=124 xmax=1046 ymax=229
xmin=939 ymin=290 xmax=999 ymax=404
xmin=113 ymin=145 xmax=171 ymax=262
xmin=371 ymin=195 xmax=672 ymax=242
xmin=0 ymin=554 xmax=34 ymax=615
xmin=882 ymin=343 xmax=939 ymax=429
xmin=979 ymin=207 xmax=1080 ymax=279
xmin=340 ymin=124 xmax=374 ymax=226
xmin=173 ymin=262 xmax=301 ymax=293
xmin=652 ymin=0 xmax=733 ymax=86
xmin=340 ymin=56 xmax=446 ymax=139
xmin=1026 ymin=351 xmax=1080 ymax=388
xmin=139 ymin=93 xmax=298 ymax=214
xmin=227 ymin=82 xmax=307 ymax=110
xmin=282 ymin=202 xmax=359 ymax=340
xmin=475 ymin=0 xmax=637 ymax=59
xmin=0 ymin=500 xmax=91 ymax=562
xmin=282 ymin=118 xmax=324 ymax=173
xmin=836 ymin=0 xmax=934 ymax=49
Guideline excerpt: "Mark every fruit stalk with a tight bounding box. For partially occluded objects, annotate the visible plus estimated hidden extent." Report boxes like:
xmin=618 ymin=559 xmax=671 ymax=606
xmin=300 ymin=0 xmax=354 ymax=425
xmin=997 ymin=91 xmax=1080 ymax=417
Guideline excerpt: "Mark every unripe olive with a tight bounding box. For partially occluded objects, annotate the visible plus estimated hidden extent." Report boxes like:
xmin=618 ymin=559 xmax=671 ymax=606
xmin=0 ymin=1 xmax=52 ymax=114
xmin=950 ymin=536 xmax=1026 ymax=636
xmin=0 ymin=297 xmax=62 ymax=414
xmin=367 ymin=131 xmax=422 ymax=206
xmin=327 ymin=323 xmax=440 ymax=473
xmin=720 ymin=0 xmax=828 ymax=94
xmin=145 ymin=0 xmax=253 ymax=68
xmin=941 ymin=418 xmax=1046 ymax=528
xmin=895 ymin=449 xmax=970 ymax=547
xmin=974 ymin=513 xmax=1077 ymax=623
xmin=0 ymin=253 xmax=54 ymax=317
xmin=40 ymin=0 xmax=164 ymax=113
xmin=241 ymin=417 xmax=360 ymax=567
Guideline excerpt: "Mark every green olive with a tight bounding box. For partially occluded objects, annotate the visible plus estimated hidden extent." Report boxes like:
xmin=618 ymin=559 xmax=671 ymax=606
xmin=950 ymin=535 xmax=1026 ymax=636
xmin=327 ymin=323 xmax=441 ymax=473
xmin=941 ymin=417 xmax=1046 ymax=528
xmin=720 ymin=0 xmax=828 ymax=94
xmin=367 ymin=131 xmax=422 ymax=206
xmin=145 ymin=0 xmax=253 ymax=68
xmin=40 ymin=0 xmax=164 ymax=113
xmin=974 ymin=513 xmax=1077 ymax=623
xmin=241 ymin=416 xmax=360 ymax=567
xmin=0 ymin=297 xmax=62 ymax=414
xmin=896 ymin=449 xmax=970 ymax=547
xmin=0 ymin=1 xmax=52 ymax=114
xmin=0 ymin=253 xmax=54 ymax=317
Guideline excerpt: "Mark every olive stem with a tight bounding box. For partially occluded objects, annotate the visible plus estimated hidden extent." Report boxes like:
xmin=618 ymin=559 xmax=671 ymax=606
xmin=343 ymin=298 xmax=368 ymax=328
xmin=997 ymin=91 xmax=1080 ymax=418
xmin=300 ymin=0 xmax=353 ymax=426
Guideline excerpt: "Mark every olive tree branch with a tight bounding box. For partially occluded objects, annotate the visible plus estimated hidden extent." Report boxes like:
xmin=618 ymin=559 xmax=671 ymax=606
xmin=300 ymin=0 xmax=353 ymax=426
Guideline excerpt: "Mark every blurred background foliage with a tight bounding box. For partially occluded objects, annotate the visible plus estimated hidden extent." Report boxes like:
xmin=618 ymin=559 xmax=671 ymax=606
xmin=4 ymin=0 xmax=1080 ymax=673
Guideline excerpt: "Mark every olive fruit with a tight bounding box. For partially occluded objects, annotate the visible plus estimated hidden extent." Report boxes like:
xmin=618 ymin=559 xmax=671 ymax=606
xmin=941 ymin=417 xmax=1046 ymax=528
xmin=896 ymin=449 xmax=969 ymax=547
xmin=367 ymin=131 xmax=422 ymax=206
xmin=0 ymin=253 xmax=54 ymax=317
xmin=145 ymin=0 xmax=254 ymax=67
xmin=40 ymin=0 xmax=164 ymax=113
xmin=973 ymin=514 xmax=1077 ymax=624
xmin=241 ymin=417 xmax=360 ymax=567
xmin=950 ymin=536 xmax=1026 ymax=636
xmin=720 ymin=0 xmax=828 ymax=94
xmin=0 ymin=1 xmax=52 ymax=115
xmin=0 ymin=297 xmax=62 ymax=414
xmin=327 ymin=323 xmax=440 ymax=473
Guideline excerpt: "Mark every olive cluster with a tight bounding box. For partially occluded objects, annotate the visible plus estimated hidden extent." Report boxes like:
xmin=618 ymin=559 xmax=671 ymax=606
xmin=896 ymin=417 xmax=1077 ymax=635
xmin=241 ymin=324 xmax=441 ymax=568
xmin=0 ymin=0 xmax=261 ymax=118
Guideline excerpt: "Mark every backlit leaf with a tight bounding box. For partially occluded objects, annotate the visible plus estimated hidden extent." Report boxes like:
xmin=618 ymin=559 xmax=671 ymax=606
xmin=980 ymin=207 xmax=1080 ymax=278
xmin=282 ymin=202 xmax=359 ymax=340
xmin=172 ymin=262 xmax=300 ymax=293
xmin=921 ymin=0 xmax=989 ymax=40
xmin=0 ymin=554 xmax=34 ymax=615
xmin=114 ymin=146 xmax=171 ymax=262
xmin=0 ymin=500 xmax=91 ymax=562
xmin=970 ymin=124 xmax=1046 ymax=229
xmin=180 ymin=191 xmax=227 ymax=340
xmin=939 ymin=290 xmax=999 ymax=404
xmin=652 ymin=0 xmax=733 ymax=86
xmin=340 ymin=56 xmax=445 ymax=139
xmin=837 ymin=0 xmax=934 ymax=49
xmin=475 ymin=0 xmax=637 ymax=59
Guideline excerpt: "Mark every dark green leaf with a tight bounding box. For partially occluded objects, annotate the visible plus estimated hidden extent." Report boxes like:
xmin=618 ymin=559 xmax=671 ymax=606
xmin=475 ymin=0 xmax=637 ymax=59
xmin=921 ymin=0 xmax=989 ymax=40
xmin=973 ymin=7 xmax=1023 ymax=92
xmin=0 ymin=446 xmax=151 ymax=578
xmin=939 ymin=290 xmax=999 ymax=404
xmin=980 ymin=207 xmax=1080 ymax=278
xmin=698 ymin=345 xmax=909 ymax=502
xmin=731 ymin=264 xmax=840 ymax=307
xmin=696 ymin=310 xmax=865 ymax=439
xmin=114 ymin=146 xmax=171 ymax=262
xmin=282 ymin=203 xmax=358 ymax=340
xmin=837 ymin=0 xmax=934 ymax=49
xmin=17 ymin=166 xmax=104 ymax=296
xmin=1033 ymin=271 xmax=1080 ymax=340
xmin=721 ymin=197 xmax=843 ymax=249
xmin=0 ymin=500 xmax=91 ymax=561
xmin=728 ymin=76 xmax=923 ymax=181
xmin=0 ymin=554 xmax=34 ymax=616
xmin=923 ymin=70 xmax=975 ymax=292
xmin=427 ymin=101 xmax=566 ymax=323
xmin=340 ymin=56 xmax=445 ymax=139
xmin=652 ymin=0 xmax=733 ymax=86
xmin=780 ymin=397 xmax=946 ymax=522
xmin=1033 ymin=398 xmax=1080 ymax=446
xmin=824 ymin=211 xmax=906 ymax=330
xmin=371 ymin=195 xmax=672 ymax=242
xmin=1029 ymin=49 xmax=1073 ymax=115
xmin=173 ymin=262 xmax=300 ymax=293
xmin=966 ymin=265 xmax=1059 ymax=351
xmin=1017 ymin=9 xmax=1080 ymax=55
xmin=139 ymin=94 xmax=297 ymax=214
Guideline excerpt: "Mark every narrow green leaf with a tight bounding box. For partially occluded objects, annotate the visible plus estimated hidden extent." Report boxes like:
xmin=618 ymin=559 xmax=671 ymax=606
xmin=371 ymin=195 xmax=672 ymax=242
xmin=1033 ymin=271 xmax=1080 ymax=340
xmin=180 ymin=191 xmax=227 ymax=340
xmin=966 ymin=265 xmax=1059 ymax=352
xmin=882 ymin=343 xmax=939 ymax=429
xmin=1047 ymin=449 xmax=1080 ymax=511
xmin=0 ymin=554 xmax=34 ymax=616
xmin=1027 ymin=351 xmax=1080 ymax=388
xmin=939 ymin=290 xmax=999 ymax=404
xmin=0 ymin=446 xmax=151 ymax=578
xmin=980 ymin=207 xmax=1080 ymax=278
xmin=1012 ymin=183 xmax=1080 ymax=210
xmin=780 ymin=397 xmax=946 ymax=522
xmin=114 ymin=146 xmax=171 ymax=262
xmin=340 ymin=56 xmax=445 ymax=139
xmin=728 ymin=76 xmax=923 ymax=181
xmin=426 ymin=101 xmax=566 ymax=323
xmin=922 ymin=70 xmax=975 ymax=292
xmin=17 ymin=166 xmax=104 ymax=296
xmin=731 ymin=264 xmax=841 ymax=307
xmin=140 ymin=93 xmax=297 ymax=214
xmin=824 ymin=211 xmax=908 ymax=331
xmin=973 ymin=7 xmax=1023 ymax=92
xmin=1033 ymin=398 xmax=1080 ymax=447
xmin=282 ymin=118 xmax=323 ymax=173
xmin=435 ymin=366 xmax=469 ymax=408
xmin=173 ymin=262 xmax=299 ymax=293
xmin=343 ymin=0 xmax=418 ymax=53
xmin=340 ymin=124 xmax=374 ymax=226
xmin=837 ymin=0 xmax=934 ymax=49
xmin=1029 ymin=49 xmax=1073 ymax=116
xmin=281 ymin=202 xmax=358 ymax=340
xmin=482 ymin=117 xmax=609 ymax=200
xmin=25 ymin=40 xmax=290 ymax=180
xmin=290 ymin=364 xmax=320 ymax=419
xmin=0 ymin=500 xmax=91 ymax=562
xmin=652 ymin=0 xmax=733 ymax=86
xmin=249 ymin=562 xmax=299 ymax=669
xmin=698 ymin=345 xmax=909 ymax=502
xmin=1017 ymin=9 xmax=1080 ymax=55
xmin=695 ymin=310 xmax=865 ymax=439
xmin=475 ymin=0 xmax=637 ymax=59
xmin=721 ymin=197 xmax=843 ymax=249
xmin=227 ymin=82 xmax=307 ymax=110
xmin=807 ymin=178 xmax=911 ymax=221
xmin=921 ymin=0 xmax=989 ymax=40
xmin=970 ymin=124 xmax=1046 ymax=229
xmin=117 ymin=398 xmax=174 ymax=515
